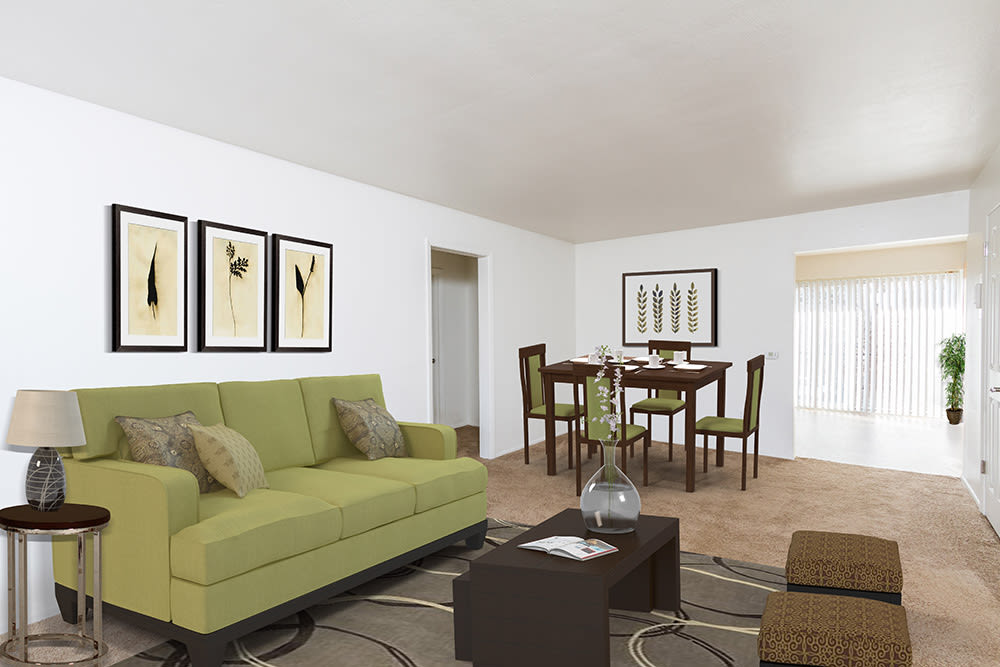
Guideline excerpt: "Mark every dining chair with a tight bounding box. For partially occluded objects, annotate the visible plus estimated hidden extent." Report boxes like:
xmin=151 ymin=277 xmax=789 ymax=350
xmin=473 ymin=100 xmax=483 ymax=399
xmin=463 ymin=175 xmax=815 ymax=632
xmin=572 ymin=363 xmax=651 ymax=495
xmin=518 ymin=343 xmax=581 ymax=468
xmin=694 ymin=355 xmax=765 ymax=490
xmin=628 ymin=340 xmax=691 ymax=461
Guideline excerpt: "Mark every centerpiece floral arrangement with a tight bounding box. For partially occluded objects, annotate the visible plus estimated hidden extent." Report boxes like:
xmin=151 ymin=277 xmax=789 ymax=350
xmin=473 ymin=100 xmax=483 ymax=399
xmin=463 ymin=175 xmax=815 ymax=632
xmin=580 ymin=347 xmax=640 ymax=534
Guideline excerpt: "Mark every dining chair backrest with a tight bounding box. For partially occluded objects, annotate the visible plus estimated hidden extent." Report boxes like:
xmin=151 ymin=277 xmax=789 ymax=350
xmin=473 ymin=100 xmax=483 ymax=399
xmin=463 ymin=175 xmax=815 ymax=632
xmin=572 ymin=364 xmax=626 ymax=445
xmin=518 ymin=344 xmax=547 ymax=412
xmin=743 ymin=355 xmax=766 ymax=432
xmin=648 ymin=340 xmax=692 ymax=400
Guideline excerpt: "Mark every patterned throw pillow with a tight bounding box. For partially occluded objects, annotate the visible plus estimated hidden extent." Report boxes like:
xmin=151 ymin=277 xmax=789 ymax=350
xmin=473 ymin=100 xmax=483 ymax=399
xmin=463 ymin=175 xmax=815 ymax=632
xmin=332 ymin=397 xmax=407 ymax=460
xmin=115 ymin=411 xmax=221 ymax=493
xmin=187 ymin=423 xmax=269 ymax=498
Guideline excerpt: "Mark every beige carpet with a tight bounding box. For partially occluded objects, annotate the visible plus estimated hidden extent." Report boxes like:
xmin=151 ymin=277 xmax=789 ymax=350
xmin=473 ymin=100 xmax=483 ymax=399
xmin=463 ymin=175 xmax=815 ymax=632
xmin=460 ymin=427 xmax=1000 ymax=666
xmin=13 ymin=428 xmax=999 ymax=666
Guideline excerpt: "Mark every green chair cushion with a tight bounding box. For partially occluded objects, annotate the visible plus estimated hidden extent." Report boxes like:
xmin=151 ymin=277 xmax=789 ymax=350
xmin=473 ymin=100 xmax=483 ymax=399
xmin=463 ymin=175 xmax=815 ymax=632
xmin=631 ymin=397 xmax=685 ymax=413
xmin=315 ymin=456 xmax=487 ymax=513
xmin=529 ymin=403 xmax=580 ymax=418
xmin=266 ymin=467 xmax=415 ymax=538
xmin=621 ymin=423 xmax=646 ymax=441
xmin=217 ymin=380 xmax=315 ymax=471
xmin=170 ymin=488 xmax=341 ymax=586
xmin=298 ymin=374 xmax=387 ymax=463
xmin=695 ymin=416 xmax=745 ymax=434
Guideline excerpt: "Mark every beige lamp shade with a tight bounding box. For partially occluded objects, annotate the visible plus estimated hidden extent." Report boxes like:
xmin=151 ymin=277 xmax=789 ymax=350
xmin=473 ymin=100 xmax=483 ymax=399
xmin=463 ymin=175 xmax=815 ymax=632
xmin=6 ymin=390 xmax=86 ymax=447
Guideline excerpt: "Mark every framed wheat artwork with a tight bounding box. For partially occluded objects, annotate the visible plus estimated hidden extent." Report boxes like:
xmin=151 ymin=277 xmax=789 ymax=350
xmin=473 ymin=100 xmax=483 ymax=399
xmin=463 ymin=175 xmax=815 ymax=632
xmin=111 ymin=204 xmax=188 ymax=352
xmin=271 ymin=234 xmax=333 ymax=352
xmin=622 ymin=268 xmax=717 ymax=347
xmin=198 ymin=220 xmax=268 ymax=352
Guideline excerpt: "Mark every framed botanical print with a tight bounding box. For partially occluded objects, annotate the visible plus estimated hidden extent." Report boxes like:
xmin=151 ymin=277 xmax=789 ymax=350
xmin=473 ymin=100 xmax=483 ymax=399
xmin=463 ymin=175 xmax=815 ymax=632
xmin=622 ymin=268 xmax=718 ymax=347
xmin=112 ymin=204 xmax=188 ymax=351
xmin=271 ymin=234 xmax=333 ymax=352
xmin=198 ymin=220 xmax=268 ymax=351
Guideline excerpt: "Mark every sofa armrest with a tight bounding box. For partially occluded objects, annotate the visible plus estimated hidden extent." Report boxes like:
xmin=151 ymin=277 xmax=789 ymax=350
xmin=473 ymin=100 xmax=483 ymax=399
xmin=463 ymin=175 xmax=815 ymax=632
xmin=52 ymin=458 xmax=200 ymax=621
xmin=398 ymin=422 xmax=457 ymax=460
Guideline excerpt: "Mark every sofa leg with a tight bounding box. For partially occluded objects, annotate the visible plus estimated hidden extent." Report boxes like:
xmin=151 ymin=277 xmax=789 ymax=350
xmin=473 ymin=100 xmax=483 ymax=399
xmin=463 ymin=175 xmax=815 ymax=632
xmin=465 ymin=525 xmax=487 ymax=550
xmin=185 ymin=638 xmax=228 ymax=667
xmin=54 ymin=583 xmax=91 ymax=623
xmin=54 ymin=583 xmax=78 ymax=623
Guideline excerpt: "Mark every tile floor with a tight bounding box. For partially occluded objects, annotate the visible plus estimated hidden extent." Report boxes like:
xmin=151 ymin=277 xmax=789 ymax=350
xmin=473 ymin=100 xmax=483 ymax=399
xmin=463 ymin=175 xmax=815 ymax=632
xmin=794 ymin=408 xmax=963 ymax=477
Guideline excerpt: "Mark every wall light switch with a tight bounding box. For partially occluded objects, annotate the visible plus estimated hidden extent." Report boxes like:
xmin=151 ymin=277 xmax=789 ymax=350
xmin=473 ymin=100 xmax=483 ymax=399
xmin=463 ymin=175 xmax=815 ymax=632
xmin=765 ymin=351 xmax=779 ymax=360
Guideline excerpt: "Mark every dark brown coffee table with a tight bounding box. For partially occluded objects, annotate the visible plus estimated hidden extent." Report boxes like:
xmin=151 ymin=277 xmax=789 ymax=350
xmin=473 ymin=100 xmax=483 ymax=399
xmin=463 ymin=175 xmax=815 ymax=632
xmin=453 ymin=508 xmax=680 ymax=666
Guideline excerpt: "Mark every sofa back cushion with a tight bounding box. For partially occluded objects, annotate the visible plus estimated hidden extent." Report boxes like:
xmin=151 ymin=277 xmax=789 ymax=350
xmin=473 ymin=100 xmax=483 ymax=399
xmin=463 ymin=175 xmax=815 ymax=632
xmin=298 ymin=374 xmax=387 ymax=463
xmin=217 ymin=379 xmax=315 ymax=471
xmin=72 ymin=383 xmax=224 ymax=460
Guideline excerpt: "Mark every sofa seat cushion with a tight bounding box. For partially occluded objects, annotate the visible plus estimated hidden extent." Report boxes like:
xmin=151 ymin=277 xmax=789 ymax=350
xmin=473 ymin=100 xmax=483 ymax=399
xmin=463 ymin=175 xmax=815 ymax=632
xmin=171 ymin=489 xmax=342 ymax=586
xmin=315 ymin=456 xmax=487 ymax=513
xmin=266 ymin=467 xmax=415 ymax=538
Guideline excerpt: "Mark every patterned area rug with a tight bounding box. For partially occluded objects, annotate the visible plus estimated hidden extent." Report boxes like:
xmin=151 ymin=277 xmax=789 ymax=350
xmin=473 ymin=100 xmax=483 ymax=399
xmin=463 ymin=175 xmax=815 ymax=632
xmin=111 ymin=519 xmax=786 ymax=666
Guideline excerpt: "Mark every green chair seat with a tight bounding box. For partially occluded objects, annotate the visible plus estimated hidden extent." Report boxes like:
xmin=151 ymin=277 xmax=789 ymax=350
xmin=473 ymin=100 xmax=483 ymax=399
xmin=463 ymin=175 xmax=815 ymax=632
xmin=171 ymin=489 xmax=342 ymax=586
xmin=620 ymin=423 xmax=647 ymax=440
xmin=631 ymin=397 xmax=685 ymax=413
xmin=529 ymin=403 xmax=580 ymax=418
xmin=695 ymin=416 xmax=745 ymax=433
xmin=316 ymin=456 xmax=486 ymax=513
xmin=266 ymin=467 xmax=416 ymax=538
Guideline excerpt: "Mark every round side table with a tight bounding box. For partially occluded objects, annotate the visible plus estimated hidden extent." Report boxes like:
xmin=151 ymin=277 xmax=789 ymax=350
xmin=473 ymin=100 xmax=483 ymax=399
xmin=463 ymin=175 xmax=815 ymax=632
xmin=1 ymin=504 xmax=110 ymax=666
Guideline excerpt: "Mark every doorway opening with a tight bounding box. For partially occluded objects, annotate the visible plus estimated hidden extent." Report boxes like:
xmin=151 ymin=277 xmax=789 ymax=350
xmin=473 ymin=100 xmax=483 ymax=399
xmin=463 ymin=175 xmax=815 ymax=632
xmin=793 ymin=239 xmax=967 ymax=475
xmin=430 ymin=247 xmax=487 ymax=457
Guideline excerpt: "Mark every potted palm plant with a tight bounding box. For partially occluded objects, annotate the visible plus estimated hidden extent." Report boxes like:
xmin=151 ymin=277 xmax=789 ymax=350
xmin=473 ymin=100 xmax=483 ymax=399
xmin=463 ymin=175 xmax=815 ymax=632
xmin=938 ymin=334 xmax=966 ymax=425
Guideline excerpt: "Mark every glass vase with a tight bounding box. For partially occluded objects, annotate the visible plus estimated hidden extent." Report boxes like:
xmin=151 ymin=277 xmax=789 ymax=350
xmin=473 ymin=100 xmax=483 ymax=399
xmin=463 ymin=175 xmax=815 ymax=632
xmin=580 ymin=441 xmax=641 ymax=534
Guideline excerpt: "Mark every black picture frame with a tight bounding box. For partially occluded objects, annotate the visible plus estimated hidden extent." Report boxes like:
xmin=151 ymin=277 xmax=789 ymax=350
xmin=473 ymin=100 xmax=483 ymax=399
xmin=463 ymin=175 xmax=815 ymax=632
xmin=271 ymin=234 xmax=333 ymax=352
xmin=197 ymin=220 xmax=268 ymax=352
xmin=111 ymin=204 xmax=188 ymax=352
xmin=622 ymin=268 xmax=718 ymax=347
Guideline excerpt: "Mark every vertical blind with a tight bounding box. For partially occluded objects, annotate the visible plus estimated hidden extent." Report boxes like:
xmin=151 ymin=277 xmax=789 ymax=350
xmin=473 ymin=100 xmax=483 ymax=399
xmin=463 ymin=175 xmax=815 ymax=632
xmin=794 ymin=272 xmax=964 ymax=417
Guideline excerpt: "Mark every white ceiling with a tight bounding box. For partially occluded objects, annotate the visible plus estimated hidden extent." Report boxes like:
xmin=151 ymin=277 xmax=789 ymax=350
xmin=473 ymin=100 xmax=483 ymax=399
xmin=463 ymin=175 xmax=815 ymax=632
xmin=1 ymin=1 xmax=998 ymax=242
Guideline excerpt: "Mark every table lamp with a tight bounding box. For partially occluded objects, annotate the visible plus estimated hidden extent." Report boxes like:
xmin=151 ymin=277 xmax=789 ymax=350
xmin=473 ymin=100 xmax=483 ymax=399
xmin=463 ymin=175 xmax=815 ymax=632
xmin=6 ymin=390 xmax=86 ymax=512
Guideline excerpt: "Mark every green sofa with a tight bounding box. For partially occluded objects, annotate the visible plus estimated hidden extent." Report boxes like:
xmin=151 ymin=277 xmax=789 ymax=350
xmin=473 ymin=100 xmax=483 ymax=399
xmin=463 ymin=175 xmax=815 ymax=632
xmin=51 ymin=374 xmax=488 ymax=666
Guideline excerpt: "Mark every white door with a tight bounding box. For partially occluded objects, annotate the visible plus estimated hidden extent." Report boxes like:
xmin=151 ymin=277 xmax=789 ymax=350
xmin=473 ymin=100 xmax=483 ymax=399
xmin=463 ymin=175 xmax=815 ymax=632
xmin=985 ymin=205 xmax=1000 ymax=534
xmin=431 ymin=272 xmax=442 ymax=424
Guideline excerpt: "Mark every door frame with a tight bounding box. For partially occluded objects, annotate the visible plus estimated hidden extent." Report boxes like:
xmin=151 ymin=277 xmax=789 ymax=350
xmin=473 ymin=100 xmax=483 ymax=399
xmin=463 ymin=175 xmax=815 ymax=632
xmin=424 ymin=240 xmax=495 ymax=458
xmin=982 ymin=202 xmax=1000 ymax=529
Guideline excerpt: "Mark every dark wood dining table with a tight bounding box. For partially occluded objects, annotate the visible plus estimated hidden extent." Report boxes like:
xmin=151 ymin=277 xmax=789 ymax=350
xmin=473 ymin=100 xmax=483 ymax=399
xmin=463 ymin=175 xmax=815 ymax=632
xmin=538 ymin=358 xmax=732 ymax=492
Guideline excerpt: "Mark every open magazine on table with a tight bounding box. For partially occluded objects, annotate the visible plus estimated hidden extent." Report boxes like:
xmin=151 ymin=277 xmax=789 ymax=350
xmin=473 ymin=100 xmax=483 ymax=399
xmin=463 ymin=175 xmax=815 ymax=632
xmin=517 ymin=535 xmax=619 ymax=561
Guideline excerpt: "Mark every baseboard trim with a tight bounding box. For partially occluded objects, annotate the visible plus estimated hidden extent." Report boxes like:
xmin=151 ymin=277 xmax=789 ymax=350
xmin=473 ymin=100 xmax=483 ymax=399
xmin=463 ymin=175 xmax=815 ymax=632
xmin=962 ymin=474 xmax=983 ymax=510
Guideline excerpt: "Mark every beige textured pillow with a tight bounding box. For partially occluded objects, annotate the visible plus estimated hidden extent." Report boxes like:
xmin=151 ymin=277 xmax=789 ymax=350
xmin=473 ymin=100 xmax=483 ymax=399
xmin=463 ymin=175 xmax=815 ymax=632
xmin=115 ymin=411 xmax=221 ymax=493
xmin=187 ymin=423 xmax=268 ymax=498
xmin=332 ymin=397 xmax=407 ymax=460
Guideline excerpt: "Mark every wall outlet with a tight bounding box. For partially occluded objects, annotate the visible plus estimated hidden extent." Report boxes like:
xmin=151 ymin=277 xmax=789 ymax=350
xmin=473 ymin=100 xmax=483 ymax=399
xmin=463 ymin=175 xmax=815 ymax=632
xmin=765 ymin=351 xmax=779 ymax=360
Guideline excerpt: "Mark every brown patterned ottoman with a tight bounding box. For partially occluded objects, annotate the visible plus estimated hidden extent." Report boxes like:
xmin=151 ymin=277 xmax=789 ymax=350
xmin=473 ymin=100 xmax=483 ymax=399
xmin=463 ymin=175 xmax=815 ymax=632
xmin=758 ymin=591 xmax=912 ymax=667
xmin=785 ymin=530 xmax=902 ymax=605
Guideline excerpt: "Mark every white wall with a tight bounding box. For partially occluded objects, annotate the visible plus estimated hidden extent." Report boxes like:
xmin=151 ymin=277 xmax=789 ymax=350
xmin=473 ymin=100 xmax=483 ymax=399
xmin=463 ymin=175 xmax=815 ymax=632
xmin=575 ymin=191 xmax=970 ymax=460
xmin=431 ymin=249 xmax=479 ymax=428
xmin=965 ymin=143 xmax=1000 ymax=504
xmin=0 ymin=77 xmax=576 ymax=626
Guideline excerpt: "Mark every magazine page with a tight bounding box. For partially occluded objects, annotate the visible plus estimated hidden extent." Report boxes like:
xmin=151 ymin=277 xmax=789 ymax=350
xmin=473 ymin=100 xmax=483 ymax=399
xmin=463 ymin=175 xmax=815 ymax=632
xmin=551 ymin=538 xmax=618 ymax=560
xmin=518 ymin=536 xmax=582 ymax=552
xmin=517 ymin=536 xmax=619 ymax=560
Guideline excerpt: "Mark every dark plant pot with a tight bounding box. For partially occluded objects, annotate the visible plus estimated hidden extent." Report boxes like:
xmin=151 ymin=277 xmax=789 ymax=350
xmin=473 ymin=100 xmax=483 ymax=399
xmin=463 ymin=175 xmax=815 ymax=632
xmin=946 ymin=409 xmax=963 ymax=425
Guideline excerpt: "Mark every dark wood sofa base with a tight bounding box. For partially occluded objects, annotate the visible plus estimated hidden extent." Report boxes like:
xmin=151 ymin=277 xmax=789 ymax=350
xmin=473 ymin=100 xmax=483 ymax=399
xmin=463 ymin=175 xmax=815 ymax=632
xmin=786 ymin=582 xmax=901 ymax=605
xmin=56 ymin=519 xmax=488 ymax=667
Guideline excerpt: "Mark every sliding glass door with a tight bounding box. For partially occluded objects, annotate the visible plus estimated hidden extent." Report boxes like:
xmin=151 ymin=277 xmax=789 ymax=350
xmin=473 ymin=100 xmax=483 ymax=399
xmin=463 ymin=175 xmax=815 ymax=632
xmin=795 ymin=272 xmax=964 ymax=417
